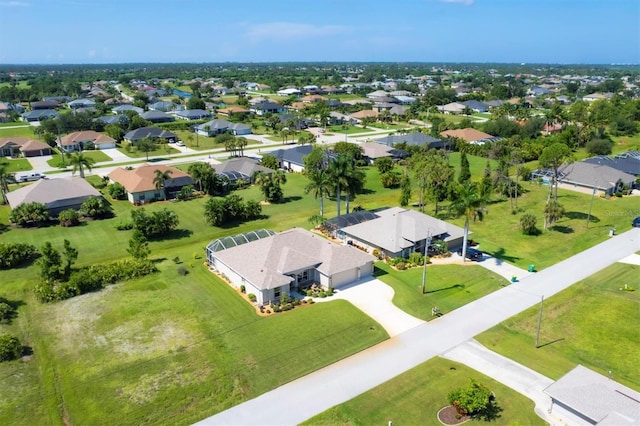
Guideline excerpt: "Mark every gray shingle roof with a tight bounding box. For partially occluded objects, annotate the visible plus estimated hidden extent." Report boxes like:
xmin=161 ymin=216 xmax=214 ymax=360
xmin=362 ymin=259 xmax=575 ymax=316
xmin=212 ymin=157 xmax=272 ymax=179
xmin=374 ymin=132 xmax=444 ymax=148
xmin=543 ymin=365 xmax=640 ymax=424
xmin=582 ymin=151 xmax=640 ymax=176
xmin=6 ymin=177 xmax=101 ymax=211
xmin=123 ymin=126 xmax=177 ymax=142
xmin=559 ymin=162 xmax=636 ymax=190
xmin=266 ymin=145 xmax=314 ymax=168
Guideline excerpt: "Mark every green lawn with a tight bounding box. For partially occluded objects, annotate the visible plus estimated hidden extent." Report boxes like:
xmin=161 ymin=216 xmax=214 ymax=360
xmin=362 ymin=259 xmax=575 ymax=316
xmin=0 ymin=122 xmax=30 ymax=128
xmin=303 ymin=357 xmax=544 ymax=426
xmin=117 ymin=144 xmax=180 ymax=159
xmin=477 ymin=262 xmax=640 ymax=391
xmin=0 ymin=125 xmax=39 ymax=139
xmin=47 ymin=150 xmax=112 ymax=168
xmin=375 ymin=262 xmax=505 ymax=320
xmin=0 ymin=158 xmax=32 ymax=172
xmin=327 ymin=125 xmax=372 ymax=135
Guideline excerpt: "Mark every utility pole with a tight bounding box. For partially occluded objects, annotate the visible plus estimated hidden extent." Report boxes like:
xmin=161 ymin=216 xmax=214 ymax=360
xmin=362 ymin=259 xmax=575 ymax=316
xmin=421 ymin=232 xmax=432 ymax=294
xmin=535 ymin=295 xmax=544 ymax=348
xmin=586 ymin=180 xmax=597 ymax=228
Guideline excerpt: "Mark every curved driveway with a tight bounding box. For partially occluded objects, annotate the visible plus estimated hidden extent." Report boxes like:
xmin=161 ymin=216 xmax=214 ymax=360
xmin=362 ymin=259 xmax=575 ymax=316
xmin=197 ymin=228 xmax=640 ymax=426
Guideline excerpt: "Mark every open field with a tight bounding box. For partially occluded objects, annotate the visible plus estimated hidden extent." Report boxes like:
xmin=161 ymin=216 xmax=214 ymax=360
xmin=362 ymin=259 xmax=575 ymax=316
xmin=47 ymin=150 xmax=112 ymax=167
xmin=0 ymin=125 xmax=38 ymax=139
xmin=0 ymin=158 xmax=32 ymax=172
xmin=117 ymin=144 xmax=180 ymax=158
xmin=303 ymin=357 xmax=544 ymax=426
xmin=477 ymin=262 xmax=640 ymax=391
xmin=0 ymin=122 xmax=30 ymax=128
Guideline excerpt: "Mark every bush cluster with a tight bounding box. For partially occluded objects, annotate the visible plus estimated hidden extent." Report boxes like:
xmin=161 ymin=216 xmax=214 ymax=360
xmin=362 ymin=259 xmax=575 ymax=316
xmin=0 ymin=243 xmax=39 ymax=269
xmin=305 ymin=284 xmax=335 ymax=298
xmin=0 ymin=334 xmax=22 ymax=362
xmin=131 ymin=208 xmax=179 ymax=238
xmin=204 ymin=195 xmax=262 ymax=226
xmin=34 ymin=259 xmax=158 ymax=302
xmin=389 ymin=254 xmax=429 ymax=269
xmin=0 ymin=297 xmax=17 ymax=324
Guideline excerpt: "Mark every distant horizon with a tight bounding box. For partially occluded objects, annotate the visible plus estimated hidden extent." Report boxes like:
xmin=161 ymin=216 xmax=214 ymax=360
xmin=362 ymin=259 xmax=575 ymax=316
xmin=1 ymin=0 xmax=638 ymax=65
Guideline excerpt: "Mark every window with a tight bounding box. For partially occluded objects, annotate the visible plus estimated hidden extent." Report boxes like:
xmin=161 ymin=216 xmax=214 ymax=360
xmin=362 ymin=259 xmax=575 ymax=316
xmin=273 ymin=287 xmax=281 ymax=298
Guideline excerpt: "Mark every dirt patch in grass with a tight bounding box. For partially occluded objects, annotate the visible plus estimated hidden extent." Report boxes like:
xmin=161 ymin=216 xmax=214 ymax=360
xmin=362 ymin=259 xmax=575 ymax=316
xmin=98 ymin=321 xmax=196 ymax=358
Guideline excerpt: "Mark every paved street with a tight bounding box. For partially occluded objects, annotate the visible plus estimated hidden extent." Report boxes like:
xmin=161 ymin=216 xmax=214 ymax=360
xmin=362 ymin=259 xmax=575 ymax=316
xmin=197 ymin=228 xmax=639 ymax=426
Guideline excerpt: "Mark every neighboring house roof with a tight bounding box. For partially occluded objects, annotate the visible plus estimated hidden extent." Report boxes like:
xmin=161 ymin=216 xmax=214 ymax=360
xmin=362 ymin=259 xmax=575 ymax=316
xmin=217 ymin=106 xmax=249 ymax=115
xmin=461 ymin=100 xmax=489 ymax=112
xmin=361 ymin=142 xmax=409 ymax=160
xmin=582 ymin=151 xmax=640 ymax=176
xmin=108 ymin=164 xmax=193 ymax=193
xmin=212 ymin=157 xmax=273 ymax=180
xmin=140 ymin=110 xmax=175 ymax=122
xmin=0 ymin=137 xmax=51 ymax=153
xmin=6 ymin=177 xmax=101 ymax=211
xmin=30 ymin=100 xmax=60 ymax=109
xmin=266 ymin=145 xmax=314 ymax=168
xmin=22 ymin=109 xmax=59 ymax=120
xmin=252 ymin=101 xmax=285 ymax=111
xmin=484 ymin=99 xmax=505 ymax=108
xmin=341 ymin=207 xmax=466 ymax=253
xmin=112 ymin=105 xmax=144 ymax=114
xmin=438 ymin=102 xmax=466 ymax=113
xmin=148 ymin=101 xmax=174 ymax=111
xmin=213 ymin=228 xmax=375 ymax=290
xmin=68 ymin=98 xmax=96 ymax=108
xmin=350 ymin=110 xmax=379 ymax=120
xmin=375 ymin=132 xmax=445 ymax=148
xmin=123 ymin=126 xmax=177 ymax=142
xmin=60 ymin=131 xmax=116 ymax=147
xmin=175 ymin=109 xmax=212 ymax=120
xmin=558 ymin=162 xmax=636 ymax=190
xmin=95 ymin=115 xmax=129 ymax=125
xmin=441 ymin=128 xmax=498 ymax=144
xmin=543 ymin=365 xmax=640 ymax=424
xmin=195 ymin=119 xmax=251 ymax=133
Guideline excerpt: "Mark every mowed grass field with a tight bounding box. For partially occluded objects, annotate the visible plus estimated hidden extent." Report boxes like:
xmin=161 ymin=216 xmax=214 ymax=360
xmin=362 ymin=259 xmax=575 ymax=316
xmin=477 ymin=262 xmax=640 ymax=391
xmin=303 ymin=357 xmax=545 ymax=426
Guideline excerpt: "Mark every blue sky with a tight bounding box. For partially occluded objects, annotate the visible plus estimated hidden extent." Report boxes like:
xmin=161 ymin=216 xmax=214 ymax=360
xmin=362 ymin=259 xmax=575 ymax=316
xmin=0 ymin=0 xmax=638 ymax=64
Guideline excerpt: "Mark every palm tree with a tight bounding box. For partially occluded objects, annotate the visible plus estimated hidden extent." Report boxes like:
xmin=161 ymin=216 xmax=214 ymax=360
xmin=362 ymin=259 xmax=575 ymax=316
xmin=188 ymin=162 xmax=210 ymax=192
xmin=0 ymin=163 xmax=14 ymax=204
xmin=327 ymin=155 xmax=351 ymax=217
xmin=68 ymin=152 xmax=95 ymax=178
xmin=305 ymin=169 xmax=332 ymax=217
xmin=344 ymin=166 xmax=365 ymax=215
xmin=449 ymin=183 xmax=488 ymax=262
xmin=153 ymin=169 xmax=173 ymax=201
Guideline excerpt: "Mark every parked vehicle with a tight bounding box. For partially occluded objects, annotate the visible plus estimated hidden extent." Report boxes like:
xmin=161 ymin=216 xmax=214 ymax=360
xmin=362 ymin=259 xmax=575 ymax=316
xmin=457 ymin=247 xmax=483 ymax=261
xmin=632 ymin=216 xmax=640 ymax=228
xmin=17 ymin=172 xmax=46 ymax=182
xmin=176 ymin=141 xmax=185 ymax=147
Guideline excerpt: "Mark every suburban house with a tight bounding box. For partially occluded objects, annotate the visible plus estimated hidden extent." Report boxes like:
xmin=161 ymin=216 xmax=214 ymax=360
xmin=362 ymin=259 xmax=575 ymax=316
xmin=108 ymin=164 xmax=195 ymax=204
xmin=461 ymin=100 xmax=490 ymax=113
xmin=112 ymin=105 xmax=144 ymax=115
xmin=6 ymin=177 xmax=102 ymax=215
xmin=440 ymin=128 xmax=500 ymax=145
xmin=95 ymin=115 xmax=129 ymax=126
xmin=30 ymin=100 xmax=60 ymax=110
xmin=582 ymin=151 xmax=640 ymax=178
xmin=206 ymin=227 xmax=375 ymax=305
xmin=326 ymin=207 xmax=467 ymax=259
xmin=22 ymin=109 xmax=59 ymax=122
xmin=438 ymin=102 xmax=466 ymax=114
xmin=123 ymin=127 xmax=177 ymax=144
xmin=194 ymin=119 xmax=252 ymax=136
xmin=361 ymin=142 xmax=409 ymax=164
xmin=59 ymin=131 xmax=116 ymax=152
xmin=265 ymin=145 xmax=314 ymax=172
xmin=140 ymin=110 xmax=175 ymax=123
xmin=250 ymin=101 xmax=286 ymax=116
xmin=349 ymin=109 xmax=379 ymax=123
xmin=374 ymin=132 xmax=446 ymax=149
xmin=68 ymin=98 xmax=96 ymax=109
xmin=556 ymin=161 xmax=636 ymax=195
xmin=543 ymin=365 xmax=640 ymax=425
xmin=148 ymin=101 xmax=174 ymax=112
xmin=582 ymin=92 xmax=613 ymax=102
xmin=0 ymin=137 xmax=52 ymax=157
xmin=276 ymin=88 xmax=301 ymax=96
xmin=217 ymin=106 xmax=249 ymax=117
xmin=212 ymin=157 xmax=273 ymax=184
xmin=175 ymin=109 xmax=212 ymax=120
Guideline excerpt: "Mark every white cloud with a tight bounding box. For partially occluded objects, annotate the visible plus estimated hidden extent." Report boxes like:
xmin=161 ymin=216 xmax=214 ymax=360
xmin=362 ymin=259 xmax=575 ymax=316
xmin=0 ymin=1 xmax=30 ymax=6
xmin=245 ymin=22 xmax=350 ymax=42
xmin=439 ymin=0 xmax=474 ymax=4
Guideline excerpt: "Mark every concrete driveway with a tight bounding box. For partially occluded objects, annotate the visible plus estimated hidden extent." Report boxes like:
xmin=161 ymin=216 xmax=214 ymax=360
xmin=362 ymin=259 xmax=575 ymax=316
xmin=315 ymin=277 xmax=425 ymax=337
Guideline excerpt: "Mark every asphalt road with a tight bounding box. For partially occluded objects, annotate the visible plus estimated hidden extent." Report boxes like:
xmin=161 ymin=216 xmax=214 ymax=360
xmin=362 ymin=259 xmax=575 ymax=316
xmin=196 ymin=228 xmax=640 ymax=426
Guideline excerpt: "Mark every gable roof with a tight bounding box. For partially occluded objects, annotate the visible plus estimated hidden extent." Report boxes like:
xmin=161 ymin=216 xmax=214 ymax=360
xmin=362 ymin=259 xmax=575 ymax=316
xmin=112 ymin=105 xmax=144 ymax=114
xmin=213 ymin=228 xmax=374 ymax=290
xmin=60 ymin=131 xmax=115 ymax=147
xmin=375 ymin=132 xmax=445 ymax=148
xmin=0 ymin=136 xmax=51 ymax=153
xmin=543 ymin=365 xmax=640 ymax=424
xmin=175 ymin=109 xmax=212 ymax=119
xmin=441 ymin=128 xmax=497 ymax=144
xmin=108 ymin=164 xmax=193 ymax=193
xmin=340 ymin=207 xmax=466 ymax=254
xmin=22 ymin=109 xmax=59 ymax=120
xmin=123 ymin=126 xmax=177 ymax=142
xmin=559 ymin=162 xmax=636 ymax=190
xmin=350 ymin=109 xmax=379 ymax=119
xmin=140 ymin=110 xmax=174 ymax=121
xmin=582 ymin=151 xmax=640 ymax=176
xmin=6 ymin=177 xmax=101 ymax=211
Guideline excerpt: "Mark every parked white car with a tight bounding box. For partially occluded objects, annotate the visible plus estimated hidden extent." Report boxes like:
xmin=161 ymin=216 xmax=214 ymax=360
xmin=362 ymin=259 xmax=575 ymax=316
xmin=17 ymin=172 xmax=46 ymax=182
xmin=176 ymin=141 xmax=185 ymax=147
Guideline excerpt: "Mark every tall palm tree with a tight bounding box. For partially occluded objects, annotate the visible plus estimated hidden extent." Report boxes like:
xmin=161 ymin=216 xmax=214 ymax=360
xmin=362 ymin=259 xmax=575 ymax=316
xmin=344 ymin=165 xmax=365 ymax=215
xmin=327 ymin=155 xmax=351 ymax=217
xmin=305 ymin=169 xmax=332 ymax=217
xmin=449 ymin=183 xmax=488 ymax=262
xmin=188 ymin=162 xmax=210 ymax=192
xmin=68 ymin=152 xmax=95 ymax=178
xmin=153 ymin=169 xmax=173 ymax=201
xmin=0 ymin=163 xmax=14 ymax=205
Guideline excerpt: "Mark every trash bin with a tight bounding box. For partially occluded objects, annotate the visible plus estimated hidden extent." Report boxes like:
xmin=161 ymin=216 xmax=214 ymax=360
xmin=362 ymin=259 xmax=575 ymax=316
xmin=511 ymin=276 xmax=517 ymax=283
xmin=609 ymin=228 xmax=616 ymax=237
xmin=528 ymin=264 xmax=535 ymax=273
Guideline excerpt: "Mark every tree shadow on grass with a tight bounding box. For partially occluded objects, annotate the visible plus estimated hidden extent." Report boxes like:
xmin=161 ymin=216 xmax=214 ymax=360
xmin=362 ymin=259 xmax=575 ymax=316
xmin=484 ymin=247 xmax=520 ymax=264
xmin=565 ymin=211 xmax=600 ymax=223
xmin=0 ymin=297 xmax=25 ymax=324
xmin=536 ymin=337 xmax=565 ymax=349
xmin=150 ymin=228 xmax=193 ymax=241
xmin=476 ymin=399 xmax=503 ymax=421
xmin=550 ymin=225 xmax=574 ymax=234
xmin=279 ymin=195 xmax=302 ymax=203
xmin=425 ymin=283 xmax=465 ymax=294
xmin=373 ymin=266 xmax=388 ymax=277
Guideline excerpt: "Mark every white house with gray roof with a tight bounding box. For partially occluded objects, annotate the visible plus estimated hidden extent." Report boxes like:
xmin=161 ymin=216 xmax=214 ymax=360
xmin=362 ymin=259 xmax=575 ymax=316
xmin=6 ymin=177 xmax=102 ymax=215
xmin=207 ymin=228 xmax=375 ymax=305
xmin=335 ymin=207 xmax=467 ymax=258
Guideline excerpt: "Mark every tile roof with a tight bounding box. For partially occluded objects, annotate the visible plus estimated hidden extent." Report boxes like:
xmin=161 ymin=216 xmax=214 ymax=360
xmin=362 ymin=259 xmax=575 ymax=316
xmin=108 ymin=164 xmax=193 ymax=193
xmin=441 ymin=128 xmax=496 ymax=143
xmin=213 ymin=228 xmax=374 ymax=290
xmin=350 ymin=109 xmax=379 ymax=119
xmin=60 ymin=131 xmax=115 ymax=146
xmin=0 ymin=136 xmax=51 ymax=153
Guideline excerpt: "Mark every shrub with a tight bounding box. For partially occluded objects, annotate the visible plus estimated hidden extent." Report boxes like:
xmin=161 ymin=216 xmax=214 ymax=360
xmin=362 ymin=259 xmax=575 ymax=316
xmin=586 ymin=138 xmax=614 ymax=156
xmin=173 ymin=256 xmax=181 ymax=264
xmin=80 ymin=196 xmax=111 ymax=218
xmin=408 ymin=252 xmax=424 ymax=266
xmin=240 ymin=284 xmax=246 ymax=293
xmin=520 ymin=213 xmax=538 ymax=235
xmin=177 ymin=266 xmax=188 ymax=276
xmin=0 ymin=299 xmax=16 ymax=324
xmin=58 ymin=209 xmax=80 ymax=227
xmin=0 ymin=243 xmax=38 ymax=269
xmin=396 ymin=262 xmax=407 ymax=270
xmin=247 ymin=293 xmax=257 ymax=302
xmin=115 ymin=221 xmax=133 ymax=231
xmin=108 ymin=182 xmax=127 ymax=200
xmin=0 ymin=334 xmax=22 ymax=362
